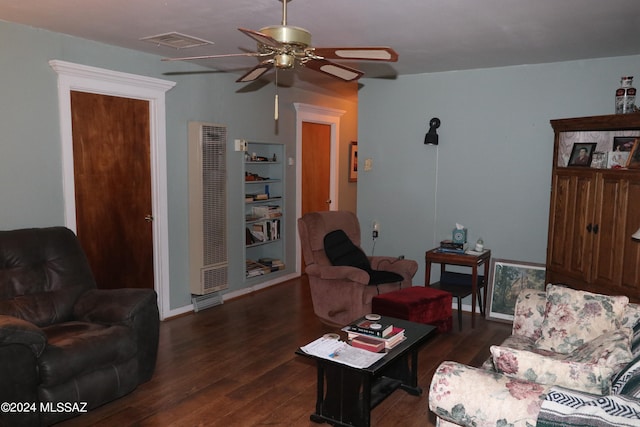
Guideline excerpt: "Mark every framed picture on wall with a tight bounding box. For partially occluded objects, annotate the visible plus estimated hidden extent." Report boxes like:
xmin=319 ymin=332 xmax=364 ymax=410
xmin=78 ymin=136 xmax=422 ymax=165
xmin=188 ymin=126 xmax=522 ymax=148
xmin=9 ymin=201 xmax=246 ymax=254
xmin=568 ymin=142 xmax=596 ymax=167
xmin=486 ymin=259 xmax=546 ymax=323
xmin=349 ymin=141 xmax=358 ymax=182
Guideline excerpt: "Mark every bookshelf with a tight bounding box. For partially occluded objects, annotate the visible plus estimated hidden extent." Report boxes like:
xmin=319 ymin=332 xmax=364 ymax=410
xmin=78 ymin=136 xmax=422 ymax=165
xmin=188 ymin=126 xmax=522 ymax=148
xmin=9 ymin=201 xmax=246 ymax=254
xmin=244 ymin=141 xmax=286 ymax=280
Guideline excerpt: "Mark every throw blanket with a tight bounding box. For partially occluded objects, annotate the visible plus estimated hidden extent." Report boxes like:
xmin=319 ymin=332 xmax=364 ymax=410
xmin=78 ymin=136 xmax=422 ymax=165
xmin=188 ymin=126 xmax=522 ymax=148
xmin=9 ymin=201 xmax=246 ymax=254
xmin=537 ymin=386 xmax=640 ymax=427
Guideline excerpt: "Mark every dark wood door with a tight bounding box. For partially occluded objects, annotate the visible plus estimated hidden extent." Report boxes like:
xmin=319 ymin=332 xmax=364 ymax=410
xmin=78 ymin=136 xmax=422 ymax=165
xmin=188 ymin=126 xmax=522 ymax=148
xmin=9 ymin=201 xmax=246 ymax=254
xmin=70 ymin=91 xmax=154 ymax=290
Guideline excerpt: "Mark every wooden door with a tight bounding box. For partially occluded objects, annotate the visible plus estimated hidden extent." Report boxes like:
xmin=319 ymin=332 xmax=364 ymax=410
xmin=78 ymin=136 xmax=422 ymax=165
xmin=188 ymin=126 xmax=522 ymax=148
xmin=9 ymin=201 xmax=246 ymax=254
xmin=546 ymin=170 xmax=596 ymax=283
xmin=301 ymin=122 xmax=332 ymax=214
xmin=300 ymin=122 xmax=331 ymax=272
xmin=70 ymin=91 xmax=154 ymax=290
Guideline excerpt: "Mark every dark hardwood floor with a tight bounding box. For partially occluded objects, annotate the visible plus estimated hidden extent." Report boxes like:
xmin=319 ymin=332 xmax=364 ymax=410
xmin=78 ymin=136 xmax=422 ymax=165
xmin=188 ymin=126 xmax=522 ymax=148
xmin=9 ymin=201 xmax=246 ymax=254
xmin=58 ymin=276 xmax=511 ymax=427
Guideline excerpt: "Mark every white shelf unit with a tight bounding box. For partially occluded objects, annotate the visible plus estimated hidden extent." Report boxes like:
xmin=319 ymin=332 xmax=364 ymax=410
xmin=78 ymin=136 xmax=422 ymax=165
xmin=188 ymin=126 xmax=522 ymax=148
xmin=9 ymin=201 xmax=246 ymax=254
xmin=244 ymin=142 xmax=286 ymax=280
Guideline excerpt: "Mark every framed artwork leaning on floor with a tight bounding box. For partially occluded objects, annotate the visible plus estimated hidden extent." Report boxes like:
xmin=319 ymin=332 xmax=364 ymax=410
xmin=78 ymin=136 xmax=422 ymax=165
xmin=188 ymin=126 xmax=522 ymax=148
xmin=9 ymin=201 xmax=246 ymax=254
xmin=486 ymin=259 xmax=546 ymax=323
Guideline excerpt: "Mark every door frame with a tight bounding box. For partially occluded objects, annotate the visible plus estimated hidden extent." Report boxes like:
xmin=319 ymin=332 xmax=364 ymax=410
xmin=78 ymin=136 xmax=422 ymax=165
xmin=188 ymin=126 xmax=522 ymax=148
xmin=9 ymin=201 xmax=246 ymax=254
xmin=49 ymin=60 xmax=175 ymax=320
xmin=293 ymin=103 xmax=345 ymax=274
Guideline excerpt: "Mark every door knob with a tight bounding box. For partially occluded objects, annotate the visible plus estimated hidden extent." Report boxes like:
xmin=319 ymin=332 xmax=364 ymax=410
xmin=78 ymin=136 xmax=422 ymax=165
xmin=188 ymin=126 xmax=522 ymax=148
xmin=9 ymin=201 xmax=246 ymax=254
xmin=326 ymin=199 xmax=332 ymax=205
xmin=145 ymin=215 xmax=154 ymax=222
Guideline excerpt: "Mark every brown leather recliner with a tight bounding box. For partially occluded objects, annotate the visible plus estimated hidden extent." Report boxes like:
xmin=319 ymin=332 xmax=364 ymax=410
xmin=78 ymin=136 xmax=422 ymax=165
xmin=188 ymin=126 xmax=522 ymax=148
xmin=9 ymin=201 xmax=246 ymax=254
xmin=298 ymin=211 xmax=418 ymax=326
xmin=0 ymin=227 xmax=160 ymax=426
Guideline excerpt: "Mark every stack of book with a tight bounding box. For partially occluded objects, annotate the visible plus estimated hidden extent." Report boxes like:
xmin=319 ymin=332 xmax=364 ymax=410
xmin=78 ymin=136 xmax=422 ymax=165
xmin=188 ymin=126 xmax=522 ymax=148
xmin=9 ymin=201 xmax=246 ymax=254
xmin=344 ymin=318 xmax=406 ymax=351
xmin=245 ymin=259 xmax=270 ymax=277
xmin=437 ymin=239 xmax=468 ymax=254
xmin=252 ymin=205 xmax=282 ymax=219
xmin=258 ymin=257 xmax=284 ymax=272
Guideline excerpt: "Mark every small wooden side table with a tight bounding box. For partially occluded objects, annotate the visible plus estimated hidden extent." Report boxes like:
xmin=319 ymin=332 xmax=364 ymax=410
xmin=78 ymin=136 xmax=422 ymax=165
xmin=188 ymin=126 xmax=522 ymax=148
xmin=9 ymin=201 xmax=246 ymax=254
xmin=424 ymin=248 xmax=491 ymax=328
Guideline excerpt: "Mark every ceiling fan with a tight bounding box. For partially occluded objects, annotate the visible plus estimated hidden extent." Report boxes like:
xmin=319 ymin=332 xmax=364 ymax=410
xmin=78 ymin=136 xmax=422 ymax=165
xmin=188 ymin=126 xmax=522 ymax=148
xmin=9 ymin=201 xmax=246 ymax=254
xmin=161 ymin=0 xmax=398 ymax=83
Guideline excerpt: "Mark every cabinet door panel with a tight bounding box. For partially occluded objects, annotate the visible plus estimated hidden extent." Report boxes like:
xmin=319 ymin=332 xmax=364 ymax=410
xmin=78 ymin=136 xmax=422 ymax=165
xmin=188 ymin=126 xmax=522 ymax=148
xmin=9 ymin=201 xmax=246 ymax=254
xmin=547 ymin=171 xmax=595 ymax=282
xmin=621 ymin=178 xmax=640 ymax=294
xmin=591 ymin=174 xmax=626 ymax=287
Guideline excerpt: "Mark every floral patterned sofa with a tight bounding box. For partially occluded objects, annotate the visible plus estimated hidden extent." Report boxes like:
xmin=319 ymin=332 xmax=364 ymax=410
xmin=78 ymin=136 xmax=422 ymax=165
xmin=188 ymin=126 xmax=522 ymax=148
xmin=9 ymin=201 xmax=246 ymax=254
xmin=429 ymin=285 xmax=640 ymax=427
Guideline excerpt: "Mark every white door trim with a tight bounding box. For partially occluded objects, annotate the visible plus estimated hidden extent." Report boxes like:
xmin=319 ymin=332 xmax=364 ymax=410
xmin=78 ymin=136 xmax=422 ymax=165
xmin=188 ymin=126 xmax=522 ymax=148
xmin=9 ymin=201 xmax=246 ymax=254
xmin=293 ymin=103 xmax=345 ymax=274
xmin=49 ymin=60 xmax=175 ymax=320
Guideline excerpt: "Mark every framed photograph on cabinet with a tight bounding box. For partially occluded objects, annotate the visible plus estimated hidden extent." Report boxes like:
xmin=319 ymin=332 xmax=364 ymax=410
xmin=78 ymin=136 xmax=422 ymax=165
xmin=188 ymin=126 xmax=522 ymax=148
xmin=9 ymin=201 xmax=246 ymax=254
xmin=486 ymin=259 xmax=546 ymax=323
xmin=626 ymin=138 xmax=640 ymax=169
xmin=613 ymin=136 xmax=636 ymax=152
xmin=568 ymin=142 xmax=596 ymax=167
xmin=348 ymin=141 xmax=358 ymax=182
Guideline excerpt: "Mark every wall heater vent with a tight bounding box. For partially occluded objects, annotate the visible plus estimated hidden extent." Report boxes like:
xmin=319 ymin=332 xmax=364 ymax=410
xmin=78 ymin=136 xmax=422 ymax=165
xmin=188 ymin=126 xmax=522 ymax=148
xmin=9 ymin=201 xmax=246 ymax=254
xmin=188 ymin=122 xmax=228 ymax=298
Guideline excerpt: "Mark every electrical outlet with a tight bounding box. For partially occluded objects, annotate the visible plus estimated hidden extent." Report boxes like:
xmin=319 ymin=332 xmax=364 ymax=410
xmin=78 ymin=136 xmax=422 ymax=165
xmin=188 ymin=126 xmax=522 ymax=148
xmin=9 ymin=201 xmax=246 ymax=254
xmin=372 ymin=230 xmax=378 ymax=239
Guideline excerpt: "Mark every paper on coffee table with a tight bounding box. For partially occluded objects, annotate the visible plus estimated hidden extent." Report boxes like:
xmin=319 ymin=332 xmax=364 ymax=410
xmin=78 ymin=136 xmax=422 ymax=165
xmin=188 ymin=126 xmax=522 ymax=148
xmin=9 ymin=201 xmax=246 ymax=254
xmin=300 ymin=336 xmax=385 ymax=368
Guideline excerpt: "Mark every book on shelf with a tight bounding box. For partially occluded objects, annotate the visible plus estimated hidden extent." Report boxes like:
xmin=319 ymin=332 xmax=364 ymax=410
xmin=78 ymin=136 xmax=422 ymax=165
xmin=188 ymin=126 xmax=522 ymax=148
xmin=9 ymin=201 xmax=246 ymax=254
xmin=246 ymin=219 xmax=280 ymax=244
xmin=251 ymin=205 xmax=281 ymax=218
xmin=258 ymin=257 xmax=284 ymax=272
xmin=245 ymin=260 xmax=270 ymax=277
xmin=347 ymin=318 xmax=393 ymax=338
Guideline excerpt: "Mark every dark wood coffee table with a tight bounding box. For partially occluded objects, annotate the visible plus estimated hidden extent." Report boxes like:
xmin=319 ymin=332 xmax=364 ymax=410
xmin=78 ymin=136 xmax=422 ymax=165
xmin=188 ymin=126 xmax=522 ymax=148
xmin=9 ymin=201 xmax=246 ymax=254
xmin=296 ymin=316 xmax=437 ymax=427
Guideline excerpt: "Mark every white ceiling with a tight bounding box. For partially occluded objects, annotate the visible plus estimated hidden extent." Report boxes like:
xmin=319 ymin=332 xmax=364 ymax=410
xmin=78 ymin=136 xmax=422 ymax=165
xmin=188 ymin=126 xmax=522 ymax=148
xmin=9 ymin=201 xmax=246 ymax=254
xmin=2 ymin=0 xmax=640 ymax=88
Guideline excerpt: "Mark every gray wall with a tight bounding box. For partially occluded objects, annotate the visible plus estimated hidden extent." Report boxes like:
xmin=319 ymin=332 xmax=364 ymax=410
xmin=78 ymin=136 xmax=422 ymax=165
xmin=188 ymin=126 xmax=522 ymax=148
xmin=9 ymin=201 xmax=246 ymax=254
xmin=0 ymin=20 xmax=358 ymax=313
xmin=357 ymin=55 xmax=640 ymax=286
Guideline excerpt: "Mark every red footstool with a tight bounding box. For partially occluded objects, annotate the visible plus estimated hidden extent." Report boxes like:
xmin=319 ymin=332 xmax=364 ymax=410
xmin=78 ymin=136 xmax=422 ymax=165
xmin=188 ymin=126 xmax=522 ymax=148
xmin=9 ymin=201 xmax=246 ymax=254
xmin=372 ymin=286 xmax=453 ymax=333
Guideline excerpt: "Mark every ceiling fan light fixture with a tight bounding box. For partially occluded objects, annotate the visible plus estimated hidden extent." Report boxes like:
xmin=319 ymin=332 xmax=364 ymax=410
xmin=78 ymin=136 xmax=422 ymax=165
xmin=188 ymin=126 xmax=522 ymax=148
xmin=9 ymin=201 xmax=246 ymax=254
xmin=260 ymin=25 xmax=311 ymax=47
xmin=275 ymin=53 xmax=295 ymax=69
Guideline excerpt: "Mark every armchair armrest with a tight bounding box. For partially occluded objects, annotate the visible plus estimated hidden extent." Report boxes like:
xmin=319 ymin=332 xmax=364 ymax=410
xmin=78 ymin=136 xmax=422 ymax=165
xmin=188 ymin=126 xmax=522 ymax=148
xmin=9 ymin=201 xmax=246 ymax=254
xmin=304 ymin=264 xmax=370 ymax=284
xmin=369 ymin=256 xmax=418 ymax=287
xmin=490 ymin=329 xmax=633 ymax=395
xmin=429 ymin=361 xmax=549 ymax=427
xmin=512 ymin=289 xmax=547 ymax=339
xmin=0 ymin=314 xmax=46 ymax=357
xmin=74 ymin=288 xmax=160 ymax=383
xmin=73 ymin=288 xmax=158 ymax=324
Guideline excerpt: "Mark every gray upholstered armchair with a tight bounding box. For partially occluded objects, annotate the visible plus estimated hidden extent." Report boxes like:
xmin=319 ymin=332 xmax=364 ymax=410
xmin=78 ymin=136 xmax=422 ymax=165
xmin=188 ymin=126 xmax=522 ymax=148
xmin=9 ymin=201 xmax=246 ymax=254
xmin=0 ymin=227 xmax=160 ymax=426
xmin=297 ymin=210 xmax=418 ymax=326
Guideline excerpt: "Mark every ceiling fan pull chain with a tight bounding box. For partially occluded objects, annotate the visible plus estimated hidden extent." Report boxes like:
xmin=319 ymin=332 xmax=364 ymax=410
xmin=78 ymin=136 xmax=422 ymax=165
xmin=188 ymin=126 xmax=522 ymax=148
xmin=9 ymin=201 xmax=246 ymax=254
xmin=274 ymin=68 xmax=279 ymax=121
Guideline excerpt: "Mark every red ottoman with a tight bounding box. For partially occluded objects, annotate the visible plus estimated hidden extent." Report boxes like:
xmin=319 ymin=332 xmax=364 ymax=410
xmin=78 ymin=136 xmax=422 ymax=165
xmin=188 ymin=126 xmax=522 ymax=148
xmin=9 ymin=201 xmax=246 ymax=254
xmin=372 ymin=286 xmax=453 ymax=333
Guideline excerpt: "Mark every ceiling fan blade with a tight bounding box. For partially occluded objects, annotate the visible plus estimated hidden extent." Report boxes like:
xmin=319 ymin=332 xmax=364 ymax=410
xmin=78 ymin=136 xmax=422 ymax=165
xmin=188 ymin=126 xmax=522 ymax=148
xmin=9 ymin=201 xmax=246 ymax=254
xmin=238 ymin=28 xmax=283 ymax=49
xmin=236 ymin=60 xmax=275 ymax=83
xmin=162 ymin=52 xmax=264 ymax=62
xmin=304 ymin=59 xmax=364 ymax=82
xmin=312 ymin=47 xmax=398 ymax=62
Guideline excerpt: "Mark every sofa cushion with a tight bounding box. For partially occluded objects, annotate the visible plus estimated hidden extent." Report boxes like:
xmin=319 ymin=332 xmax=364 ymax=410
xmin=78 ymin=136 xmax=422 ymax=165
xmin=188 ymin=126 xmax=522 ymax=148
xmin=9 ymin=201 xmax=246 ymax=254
xmin=38 ymin=321 xmax=136 ymax=387
xmin=535 ymin=285 xmax=628 ymax=354
xmin=491 ymin=328 xmax=632 ymax=395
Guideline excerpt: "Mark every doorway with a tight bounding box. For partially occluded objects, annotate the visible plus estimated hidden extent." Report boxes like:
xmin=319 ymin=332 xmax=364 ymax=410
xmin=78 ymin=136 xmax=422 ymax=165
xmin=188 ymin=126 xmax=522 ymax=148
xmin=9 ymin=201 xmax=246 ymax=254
xmin=49 ymin=60 xmax=175 ymax=318
xmin=294 ymin=103 xmax=345 ymax=273
xmin=70 ymin=91 xmax=154 ymax=290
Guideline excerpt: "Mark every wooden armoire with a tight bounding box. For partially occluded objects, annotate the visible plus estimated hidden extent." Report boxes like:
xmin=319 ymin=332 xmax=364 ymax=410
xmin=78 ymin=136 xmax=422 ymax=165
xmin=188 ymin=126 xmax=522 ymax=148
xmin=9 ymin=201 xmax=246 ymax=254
xmin=546 ymin=114 xmax=640 ymax=302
